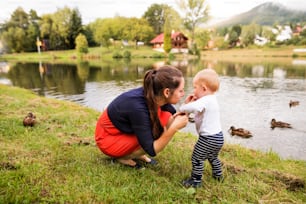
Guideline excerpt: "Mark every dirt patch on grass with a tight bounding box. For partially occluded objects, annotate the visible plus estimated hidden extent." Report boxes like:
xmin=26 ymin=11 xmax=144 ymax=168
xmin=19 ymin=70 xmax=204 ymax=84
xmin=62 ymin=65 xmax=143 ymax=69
xmin=266 ymin=170 xmax=305 ymax=191
xmin=223 ymin=163 xmax=246 ymax=174
xmin=223 ymin=162 xmax=305 ymax=191
xmin=0 ymin=162 xmax=18 ymax=170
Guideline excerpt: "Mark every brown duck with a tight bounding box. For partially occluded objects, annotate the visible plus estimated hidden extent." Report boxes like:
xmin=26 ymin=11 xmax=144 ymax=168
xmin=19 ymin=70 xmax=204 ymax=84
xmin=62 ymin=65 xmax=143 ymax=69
xmin=228 ymin=126 xmax=252 ymax=138
xmin=289 ymin=100 xmax=299 ymax=108
xmin=270 ymin=118 xmax=292 ymax=129
xmin=23 ymin=112 xmax=36 ymax=127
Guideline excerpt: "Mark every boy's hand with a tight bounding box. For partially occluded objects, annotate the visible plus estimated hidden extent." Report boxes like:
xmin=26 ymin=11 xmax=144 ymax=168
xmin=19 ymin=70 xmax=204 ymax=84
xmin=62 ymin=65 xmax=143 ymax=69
xmin=184 ymin=94 xmax=197 ymax=103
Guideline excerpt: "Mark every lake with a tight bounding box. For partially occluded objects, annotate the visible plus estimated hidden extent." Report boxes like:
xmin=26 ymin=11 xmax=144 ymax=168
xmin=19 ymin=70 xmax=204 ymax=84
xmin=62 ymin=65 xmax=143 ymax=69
xmin=1 ymin=57 xmax=305 ymax=161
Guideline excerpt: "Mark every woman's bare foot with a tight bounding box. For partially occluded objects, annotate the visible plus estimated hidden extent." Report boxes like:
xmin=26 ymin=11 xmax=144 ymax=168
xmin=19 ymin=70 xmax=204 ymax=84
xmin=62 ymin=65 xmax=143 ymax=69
xmin=116 ymin=158 xmax=137 ymax=167
xmin=136 ymin=155 xmax=158 ymax=165
xmin=137 ymin=155 xmax=151 ymax=163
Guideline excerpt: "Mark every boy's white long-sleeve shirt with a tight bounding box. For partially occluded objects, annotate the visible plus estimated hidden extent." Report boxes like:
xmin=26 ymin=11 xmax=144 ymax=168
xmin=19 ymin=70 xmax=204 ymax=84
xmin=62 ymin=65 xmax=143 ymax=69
xmin=179 ymin=94 xmax=222 ymax=135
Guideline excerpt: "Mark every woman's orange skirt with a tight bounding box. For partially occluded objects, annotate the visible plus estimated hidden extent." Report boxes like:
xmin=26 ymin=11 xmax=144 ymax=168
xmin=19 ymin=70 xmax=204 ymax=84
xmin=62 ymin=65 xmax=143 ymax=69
xmin=95 ymin=108 xmax=171 ymax=158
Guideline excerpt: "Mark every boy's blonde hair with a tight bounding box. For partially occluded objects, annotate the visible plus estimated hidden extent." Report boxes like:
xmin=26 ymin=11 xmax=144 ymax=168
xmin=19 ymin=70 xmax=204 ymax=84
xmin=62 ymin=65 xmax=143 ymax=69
xmin=195 ymin=68 xmax=219 ymax=92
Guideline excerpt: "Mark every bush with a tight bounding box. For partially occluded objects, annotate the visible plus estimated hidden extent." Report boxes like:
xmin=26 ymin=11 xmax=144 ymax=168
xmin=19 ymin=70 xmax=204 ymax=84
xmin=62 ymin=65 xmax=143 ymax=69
xmin=122 ymin=50 xmax=131 ymax=59
xmin=151 ymin=53 xmax=164 ymax=58
xmin=75 ymin=34 xmax=89 ymax=54
xmin=112 ymin=51 xmax=122 ymax=58
xmin=189 ymin=43 xmax=200 ymax=56
xmin=297 ymin=37 xmax=306 ymax=46
xmin=168 ymin=53 xmax=175 ymax=60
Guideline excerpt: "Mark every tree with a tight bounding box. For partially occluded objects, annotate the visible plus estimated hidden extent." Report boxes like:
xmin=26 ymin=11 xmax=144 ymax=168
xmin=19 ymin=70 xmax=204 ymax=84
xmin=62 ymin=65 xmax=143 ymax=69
xmin=240 ymin=23 xmax=262 ymax=47
xmin=231 ymin=25 xmax=242 ymax=37
xmin=49 ymin=7 xmax=82 ymax=50
xmin=122 ymin=18 xmax=154 ymax=48
xmin=0 ymin=7 xmax=35 ymax=52
xmin=262 ymin=26 xmax=275 ymax=42
xmin=143 ymin=4 xmax=166 ymax=35
xmin=28 ymin=9 xmax=40 ymax=22
xmin=9 ymin=7 xmax=29 ymax=29
xmin=163 ymin=14 xmax=172 ymax=54
xmin=1 ymin=28 xmax=18 ymax=52
xmin=91 ymin=18 xmax=113 ymax=48
xmin=26 ymin=9 xmax=40 ymax=52
xmin=111 ymin=16 xmax=128 ymax=41
xmin=143 ymin=4 xmax=183 ymax=35
xmin=49 ymin=8 xmax=71 ymax=49
xmin=228 ymin=25 xmax=242 ymax=47
xmin=26 ymin=23 xmax=40 ymax=52
xmin=218 ymin=27 xmax=228 ymax=37
xmin=75 ymin=33 xmax=88 ymax=54
xmin=195 ymin=29 xmax=210 ymax=50
xmin=82 ymin=24 xmax=97 ymax=47
xmin=68 ymin=8 xmax=83 ymax=49
xmin=300 ymin=29 xmax=306 ymax=37
xmin=40 ymin=14 xmax=53 ymax=40
xmin=176 ymin=0 xmax=210 ymax=51
xmin=0 ymin=6 xmax=83 ymax=52
xmin=14 ymin=27 xmax=27 ymax=52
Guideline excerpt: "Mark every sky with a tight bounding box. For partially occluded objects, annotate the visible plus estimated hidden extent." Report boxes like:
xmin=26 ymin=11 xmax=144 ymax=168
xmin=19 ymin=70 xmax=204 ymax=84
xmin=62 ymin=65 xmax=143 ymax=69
xmin=1 ymin=0 xmax=306 ymax=25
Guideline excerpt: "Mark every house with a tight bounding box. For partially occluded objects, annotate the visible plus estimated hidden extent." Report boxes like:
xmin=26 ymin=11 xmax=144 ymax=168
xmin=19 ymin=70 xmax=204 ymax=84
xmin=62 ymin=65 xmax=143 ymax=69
xmin=292 ymin=24 xmax=303 ymax=36
xmin=254 ymin=35 xmax=269 ymax=46
xmin=274 ymin=25 xmax=292 ymax=42
xmin=150 ymin=31 xmax=188 ymax=53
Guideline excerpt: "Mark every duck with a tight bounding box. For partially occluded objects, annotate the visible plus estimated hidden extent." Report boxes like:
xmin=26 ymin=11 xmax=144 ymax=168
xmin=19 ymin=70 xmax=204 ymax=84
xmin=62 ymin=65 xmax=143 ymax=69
xmin=289 ymin=100 xmax=299 ymax=108
xmin=228 ymin=126 xmax=252 ymax=138
xmin=23 ymin=112 xmax=36 ymax=127
xmin=270 ymin=118 xmax=292 ymax=129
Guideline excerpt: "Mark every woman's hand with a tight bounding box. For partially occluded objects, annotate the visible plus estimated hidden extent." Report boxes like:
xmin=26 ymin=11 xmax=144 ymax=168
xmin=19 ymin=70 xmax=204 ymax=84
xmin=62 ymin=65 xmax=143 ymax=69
xmin=170 ymin=113 xmax=188 ymax=131
xmin=153 ymin=112 xmax=188 ymax=154
xmin=173 ymin=112 xmax=186 ymax=118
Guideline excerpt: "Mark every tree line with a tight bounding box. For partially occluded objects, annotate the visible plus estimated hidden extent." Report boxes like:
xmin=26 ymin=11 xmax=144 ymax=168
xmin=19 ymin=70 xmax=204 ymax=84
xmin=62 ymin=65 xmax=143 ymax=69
xmin=0 ymin=0 xmax=210 ymax=54
xmin=0 ymin=7 xmax=83 ymax=53
xmin=0 ymin=0 xmax=305 ymax=54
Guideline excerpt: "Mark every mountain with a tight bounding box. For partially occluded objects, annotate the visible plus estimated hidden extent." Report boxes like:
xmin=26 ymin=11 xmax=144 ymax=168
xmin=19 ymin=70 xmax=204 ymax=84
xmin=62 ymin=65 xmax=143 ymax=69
xmin=210 ymin=2 xmax=306 ymax=28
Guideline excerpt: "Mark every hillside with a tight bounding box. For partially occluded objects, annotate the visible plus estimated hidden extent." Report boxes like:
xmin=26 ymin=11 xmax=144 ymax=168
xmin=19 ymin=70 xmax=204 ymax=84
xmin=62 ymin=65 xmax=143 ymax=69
xmin=211 ymin=2 xmax=306 ymax=28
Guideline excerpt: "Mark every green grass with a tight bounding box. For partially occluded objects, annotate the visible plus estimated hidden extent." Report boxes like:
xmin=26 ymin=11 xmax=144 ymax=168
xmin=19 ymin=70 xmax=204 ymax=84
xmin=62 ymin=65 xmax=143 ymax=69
xmin=0 ymin=84 xmax=305 ymax=203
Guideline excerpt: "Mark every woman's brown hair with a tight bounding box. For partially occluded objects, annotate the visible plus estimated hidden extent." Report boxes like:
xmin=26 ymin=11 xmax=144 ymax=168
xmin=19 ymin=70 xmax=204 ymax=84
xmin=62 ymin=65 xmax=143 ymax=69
xmin=143 ymin=65 xmax=183 ymax=139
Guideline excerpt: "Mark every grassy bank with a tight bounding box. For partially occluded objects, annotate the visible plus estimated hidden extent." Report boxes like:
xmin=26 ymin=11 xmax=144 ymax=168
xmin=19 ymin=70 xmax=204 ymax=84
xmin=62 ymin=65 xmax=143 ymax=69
xmin=1 ymin=45 xmax=306 ymax=64
xmin=0 ymin=46 xmax=165 ymax=63
xmin=0 ymin=84 xmax=305 ymax=203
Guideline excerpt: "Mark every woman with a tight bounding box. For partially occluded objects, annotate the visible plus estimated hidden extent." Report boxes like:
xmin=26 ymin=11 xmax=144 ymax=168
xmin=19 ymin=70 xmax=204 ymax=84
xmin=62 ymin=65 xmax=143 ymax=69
xmin=95 ymin=65 xmax=188 ymax=168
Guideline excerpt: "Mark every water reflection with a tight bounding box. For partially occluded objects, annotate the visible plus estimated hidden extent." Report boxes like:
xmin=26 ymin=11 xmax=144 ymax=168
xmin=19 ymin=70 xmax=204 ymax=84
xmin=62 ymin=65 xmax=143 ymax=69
xmin=7 ymin=62 xmax=86 ymax=96
xmin=1 ymin=58 xmax=306 ymax=161
xmin=3 ymin=59 xmax=306 ymax=94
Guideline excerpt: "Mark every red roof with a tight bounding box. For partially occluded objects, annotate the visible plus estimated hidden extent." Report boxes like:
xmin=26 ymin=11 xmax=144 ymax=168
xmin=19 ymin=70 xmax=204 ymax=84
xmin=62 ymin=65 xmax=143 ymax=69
xmin=150 ymin=33 xmax=164 ymax=44
xmin=150 ymin=32 xmax=188 ymax=44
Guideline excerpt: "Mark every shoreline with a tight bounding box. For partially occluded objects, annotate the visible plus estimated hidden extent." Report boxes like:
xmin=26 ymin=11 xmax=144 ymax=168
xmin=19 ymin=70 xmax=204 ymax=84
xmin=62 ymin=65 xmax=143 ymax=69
xmin=1 ymin=84 xmax=305 ymax=203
